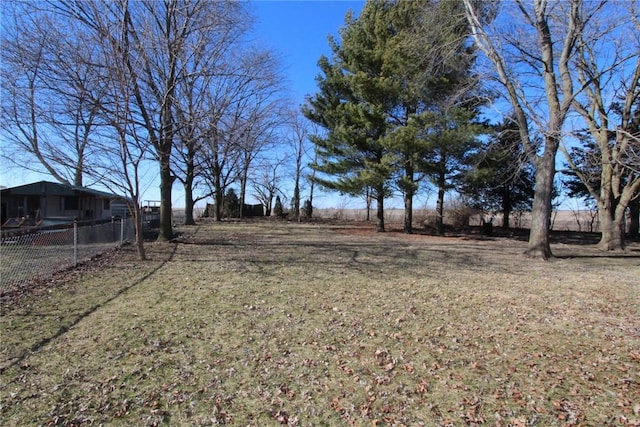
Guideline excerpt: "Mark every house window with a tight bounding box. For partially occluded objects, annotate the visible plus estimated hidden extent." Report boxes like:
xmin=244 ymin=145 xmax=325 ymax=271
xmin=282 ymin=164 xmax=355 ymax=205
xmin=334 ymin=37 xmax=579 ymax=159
xmin=103 ymin=199 xmax=110 ymax=210
xmin=64 ymin=196 xmax=79 ymax=210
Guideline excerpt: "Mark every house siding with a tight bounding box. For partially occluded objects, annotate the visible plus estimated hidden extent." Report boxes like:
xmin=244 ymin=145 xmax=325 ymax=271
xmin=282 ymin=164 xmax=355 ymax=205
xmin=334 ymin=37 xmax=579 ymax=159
xmin=1 ymin=181 xmax=123 ymax=225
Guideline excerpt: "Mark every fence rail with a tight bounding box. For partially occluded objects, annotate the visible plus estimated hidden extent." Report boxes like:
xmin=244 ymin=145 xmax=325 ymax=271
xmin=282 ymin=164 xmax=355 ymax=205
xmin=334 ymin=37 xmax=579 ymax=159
xmin=0 ymin=218 xmax=135 ymax=292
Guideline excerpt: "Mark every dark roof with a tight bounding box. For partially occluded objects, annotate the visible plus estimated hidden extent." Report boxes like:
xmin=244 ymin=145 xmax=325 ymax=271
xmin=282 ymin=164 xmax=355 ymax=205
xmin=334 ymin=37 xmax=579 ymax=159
xmin=0 ymin=181 xmax=120 ymax=199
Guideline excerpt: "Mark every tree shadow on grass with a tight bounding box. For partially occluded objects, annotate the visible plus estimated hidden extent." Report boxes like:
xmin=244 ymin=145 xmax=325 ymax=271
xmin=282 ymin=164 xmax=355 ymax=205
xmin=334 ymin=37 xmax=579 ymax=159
xmin=554 ymin=251 xmax=640 ymax=260
xmin=180 ymin=230 xmax=498 ymax=278
xmin=450 ymin=226 xmax=604 ymax=246
xmin=0 ymin=243 xmax=179 ymax=374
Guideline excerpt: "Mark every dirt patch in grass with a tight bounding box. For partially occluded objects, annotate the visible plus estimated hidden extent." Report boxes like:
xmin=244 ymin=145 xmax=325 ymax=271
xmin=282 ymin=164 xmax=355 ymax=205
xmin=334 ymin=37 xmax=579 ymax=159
xmin=1 ymin=222 xmax=638 ymax=426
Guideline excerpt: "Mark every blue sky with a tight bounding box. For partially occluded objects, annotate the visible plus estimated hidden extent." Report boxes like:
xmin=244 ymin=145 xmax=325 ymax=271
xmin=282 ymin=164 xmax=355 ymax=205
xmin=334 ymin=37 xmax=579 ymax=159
xmin=246 ymin=1 xmax=369 ymax=209
xmin=249 ymin=0 xmax=364 ymax=104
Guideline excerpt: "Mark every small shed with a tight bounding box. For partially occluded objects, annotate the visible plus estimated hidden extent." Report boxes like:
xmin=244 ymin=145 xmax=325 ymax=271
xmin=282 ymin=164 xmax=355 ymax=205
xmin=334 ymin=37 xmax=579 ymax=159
xmin=1 ymin=181 xmax=124 ymax=226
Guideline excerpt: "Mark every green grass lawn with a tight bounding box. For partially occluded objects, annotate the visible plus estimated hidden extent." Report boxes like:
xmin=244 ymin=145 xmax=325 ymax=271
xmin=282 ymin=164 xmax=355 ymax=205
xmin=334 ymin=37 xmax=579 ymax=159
xmin=1 ymin=221 xmax=638 ymax=426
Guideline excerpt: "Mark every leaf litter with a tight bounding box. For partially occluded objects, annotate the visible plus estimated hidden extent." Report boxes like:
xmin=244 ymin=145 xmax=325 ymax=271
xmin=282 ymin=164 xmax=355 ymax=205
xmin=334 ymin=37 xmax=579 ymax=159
xmin=1 ymin=221 xmax=638 ymax=426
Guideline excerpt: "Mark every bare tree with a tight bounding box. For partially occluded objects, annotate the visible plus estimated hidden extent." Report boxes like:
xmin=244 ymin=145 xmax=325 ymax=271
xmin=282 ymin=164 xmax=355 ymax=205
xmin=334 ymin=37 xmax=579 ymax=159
xmin=88 ymin=81 xmax=152 ymax=260
xmin=561 ymin=3 xmax=640 ymax=250
xmin=251 ymin=156 xmax=287 ymax=217
xmin=40 ymin=0 xmax=255 ymax=240
xmin=284 ymin=108 xmax=313 ymax=219
xmin=1 ymin=3 xmax=104 ymax=186
xmin=199 ymin=110 xmax=241 ymax=222
xmin=234 ymin=100 xmax=281 ymax=219
xmin=226 ymin=52 xmax=285 ymax=218
xmin=195 ymin=48 xmax=283 ymax=221
xmin=171 ymin=1 xmax=253 ymax=226
xmin=118 ymin=0 xmax=198 ymax=240
xmin=306 ymin=127 xmax=321 ymax=219
xmin=79 ymin=3 xmax=157 ymax=261
xmin=38 ymin=0 xmax=179 ymax=240
xmin=173 ymin=84 xmax=204 ymax=225
xmin=464 ymin=0 xmax=588 ymax=259
xmin=197 ymin=71 xmax=244 ymax=221
xmin=3 ymin=1 xmax=154 ymax=259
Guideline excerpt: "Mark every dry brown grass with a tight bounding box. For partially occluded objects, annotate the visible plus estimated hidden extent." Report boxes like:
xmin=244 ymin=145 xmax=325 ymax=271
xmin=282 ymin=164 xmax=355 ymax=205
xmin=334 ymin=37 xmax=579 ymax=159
xmin=1 ymin=221 xmax=638 ymax=426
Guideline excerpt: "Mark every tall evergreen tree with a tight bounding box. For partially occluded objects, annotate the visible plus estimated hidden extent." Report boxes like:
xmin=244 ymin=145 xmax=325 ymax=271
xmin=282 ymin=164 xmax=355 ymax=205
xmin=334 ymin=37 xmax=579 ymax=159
xmin=305 ymin=1 xmax=402 ymax=232
xmin=419 ymin=107 xmax=486 ymax=235
xmin=305 ymin=0 xmax=486 ymax=233
xmin=462 ymin=117 xmax=535 ymax=228
xmin=385 ymin=0 xmax=486 ymax=234
xmin=223 ymin=188 xmax=240 ymax=218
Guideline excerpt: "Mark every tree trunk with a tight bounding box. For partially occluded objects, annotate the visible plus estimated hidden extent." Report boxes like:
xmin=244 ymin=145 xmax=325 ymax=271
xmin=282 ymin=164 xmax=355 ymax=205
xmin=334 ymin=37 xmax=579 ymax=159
xmin=435 ymin=163 xmax=446 ymax=236
xmin=74 ymin=166 xmax=83 ymax=187
xmin=183 ymin=180 xmax=195 ymax=226
xmin=158 ymin=154 xmax=174 ymax=241
xmin=375 ymin=188 xmax=385 ymax=232
xmin=309 ymin=150 xmax=317 ymax=219
xmin=308 ymin=185 xmax=313 ymax=219
xmin=239 ymin=167 xmax=248 ymax=219
xmin=502 ymin=190 xmax=511 ymax=229
xmin=265 ymin=193 xmax=272 ymax=217
xmin=596 ymin=167 xmax=637 ymax=250
xmin=404 ymin=190 xmax=413 ymax=234
xmin=131 ymin=200 xmax=146 ymax=261
xmin=134 ymin=215 xmax=146 ymax=261
xmin=403 ymin=162 xmax=414 ymax=234
xmin=629 ymin=199 xmax=639 ymax=239
xmin=183 ymin=147 xmax=196 ymax=226
xmin=502 ymin=209 xmax=511 ymax=229
xmin=524 ymin=151 xmax=555 ymax=259
xmin=502 ymin=208 xmax=511 ymax=229
xmin=214 ymin=186 xmax=223 ymax=221
xmin=436 ymin=185 xmax=445 ymax=236
xmin=212 ymin=157 xmax=223 ymax=222
xmin=597 ymin=204 xmax=625 ymax=250
xmin=293 ymin=155 xmax=301 ymax=218
xmin=293 ymin=182 xmax=300 ymax=219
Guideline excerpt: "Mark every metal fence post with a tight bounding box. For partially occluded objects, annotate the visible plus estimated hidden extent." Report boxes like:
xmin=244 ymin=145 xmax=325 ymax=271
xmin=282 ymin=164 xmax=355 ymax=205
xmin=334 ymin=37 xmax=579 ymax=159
xmin=120 ymin=218 xmax=125 ymax=245
xmin=73 ymin=219 xmax=78 ymax=266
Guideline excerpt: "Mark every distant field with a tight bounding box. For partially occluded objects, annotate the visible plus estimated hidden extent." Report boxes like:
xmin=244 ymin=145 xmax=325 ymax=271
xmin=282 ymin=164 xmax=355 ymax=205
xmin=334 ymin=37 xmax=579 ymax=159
xmin=175 ymin=207 xmax=610 ymax=233
xmin=312 ymin=208 xmax=609 ymax=233
xmin=1 ymin=221 xmax=638 ymax=426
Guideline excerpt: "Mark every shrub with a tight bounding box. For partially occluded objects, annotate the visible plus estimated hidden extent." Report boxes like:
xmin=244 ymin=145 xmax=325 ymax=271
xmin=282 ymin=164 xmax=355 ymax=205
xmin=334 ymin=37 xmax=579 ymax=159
xmin=302 ymin=199 xmax=313 ymax=218
xmin=273 ymin=196 xmax=283 ymax=217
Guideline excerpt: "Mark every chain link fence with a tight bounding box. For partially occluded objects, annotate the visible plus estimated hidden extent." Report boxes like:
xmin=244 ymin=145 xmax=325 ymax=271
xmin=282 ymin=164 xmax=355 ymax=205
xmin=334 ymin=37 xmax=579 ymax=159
xmin=0 ymin=218 xmax=135 ymax=292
